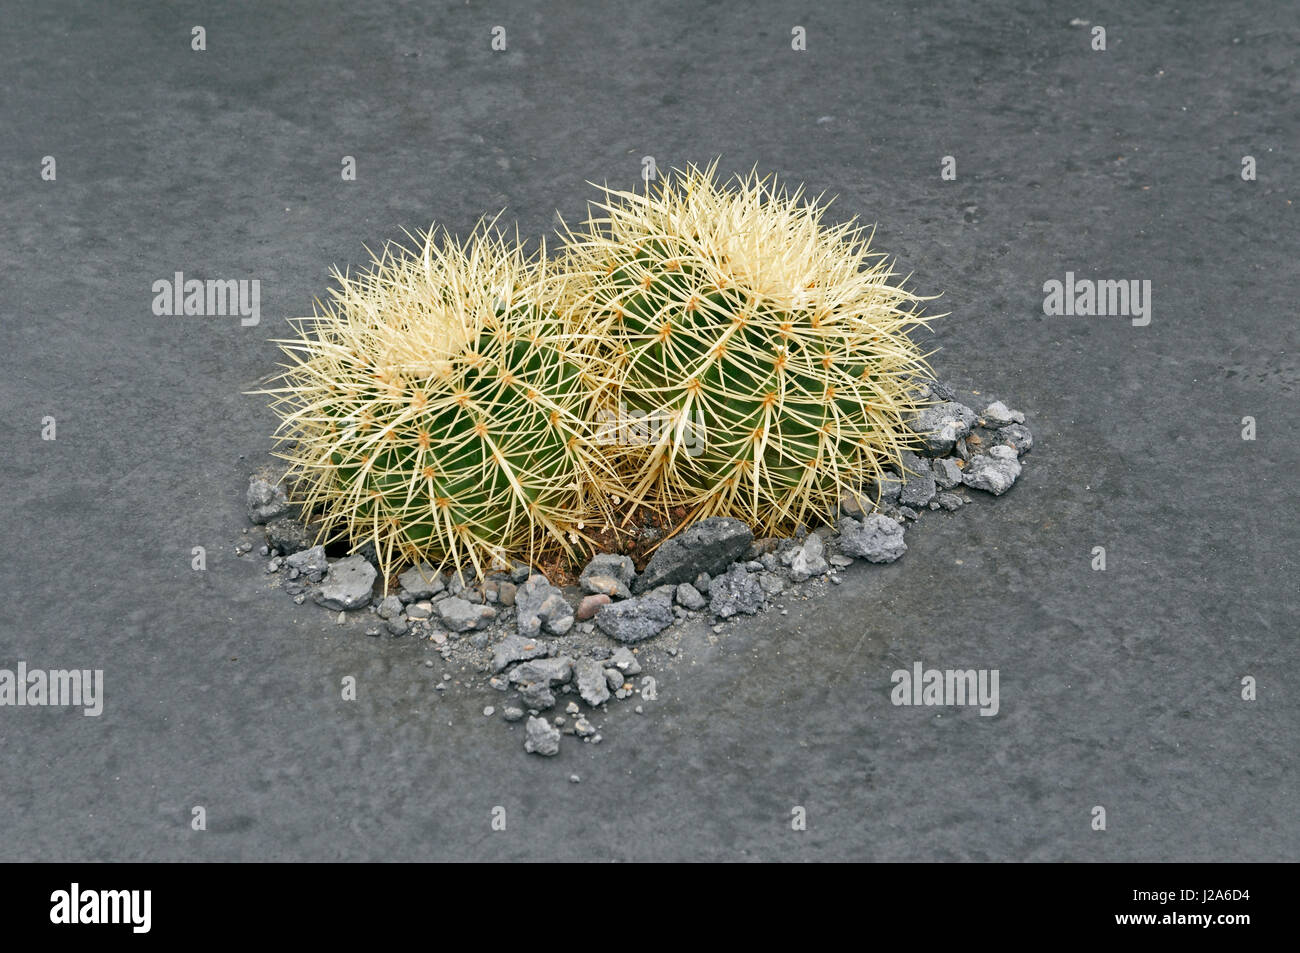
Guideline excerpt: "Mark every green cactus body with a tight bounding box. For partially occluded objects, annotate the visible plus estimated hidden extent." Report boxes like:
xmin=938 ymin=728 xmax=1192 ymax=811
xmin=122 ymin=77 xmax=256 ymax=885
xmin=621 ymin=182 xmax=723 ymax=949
xmin=262 ymin=227 xmax=599 ymax=582
xmin=564 ymin=164 xmax=934 ymax=533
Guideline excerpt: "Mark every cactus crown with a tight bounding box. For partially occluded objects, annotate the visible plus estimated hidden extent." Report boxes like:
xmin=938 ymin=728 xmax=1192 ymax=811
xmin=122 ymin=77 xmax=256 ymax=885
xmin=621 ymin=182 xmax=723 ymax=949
xmin=561 ymin=162 xmax=936 ymax=533
xmin=261 ymin=223 xmax=602 ymax=582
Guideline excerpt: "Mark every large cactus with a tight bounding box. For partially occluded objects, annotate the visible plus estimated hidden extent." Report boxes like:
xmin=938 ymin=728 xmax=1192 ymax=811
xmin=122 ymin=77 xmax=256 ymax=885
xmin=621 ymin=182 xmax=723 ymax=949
xmin=561 ymin=163 xmax=935 ymax=533
xmin=261 ymin=223 xmax=604 ymax=581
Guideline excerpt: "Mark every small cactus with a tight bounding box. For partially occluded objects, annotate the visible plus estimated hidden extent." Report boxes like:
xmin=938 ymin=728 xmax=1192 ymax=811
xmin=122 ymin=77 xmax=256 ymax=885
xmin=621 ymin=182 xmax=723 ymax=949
xmin=561 ymin=162 xmax=936 ymax=533
xmin=259 ymin=223 xmax=604 ymax=582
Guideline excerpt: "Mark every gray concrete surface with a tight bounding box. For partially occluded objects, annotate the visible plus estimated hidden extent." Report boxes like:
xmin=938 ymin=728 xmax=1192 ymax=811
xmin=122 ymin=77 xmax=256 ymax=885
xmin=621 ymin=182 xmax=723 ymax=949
xmin=1 ymin=0 xmax=1296 ymax=861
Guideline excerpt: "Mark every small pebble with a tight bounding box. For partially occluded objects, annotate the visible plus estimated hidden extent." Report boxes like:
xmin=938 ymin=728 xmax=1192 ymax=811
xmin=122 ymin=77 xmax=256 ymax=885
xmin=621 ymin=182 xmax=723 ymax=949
xmin=483 ymin=706 xmax=495 ymax=717
xmin=569 ymin=774 xmax=580 ymax=784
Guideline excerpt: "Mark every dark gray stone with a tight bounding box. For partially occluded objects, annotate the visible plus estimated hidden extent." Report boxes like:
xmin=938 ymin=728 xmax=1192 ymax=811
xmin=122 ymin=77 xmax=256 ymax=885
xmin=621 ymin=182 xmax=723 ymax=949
xmin=575 ymin=657 xmax=611 ymax=706
xmin=981 ymin=400 xmax=1025 ymax=428
xmin=595 ymin=595 xmax=675 ymax=643
xmin=634 ymin=517 xmax=754 ymax=593
xmin=398 ymin=563 xmax=444 ymax=599
xmin=524 ymin=716 xmax=561 ymax=756
xmin=990 ymin=423 xmax=1033 ymax=455
xmin=285 ymin=544 xmax=328 ymax=582
xmin=247 ymin=477 xmax=290 ymax=524
xmin=961 ymin=445 xmax=1022 ymax=495
xmin=437 ymin=597 xmax=496 ymax=632
xmin=838 ymin=515 xmax=907 ymax=563
xmin=515 ymin=574 xmax=575 ymax=636
xmin=579 ymin=553 xmax=637 ymax=591
xmin=609 ymin=647 xmax=641 ymax=676
xmin=898 ymin=451 xmax=937 ymax=507
xmin=581 ymin=573 xmax=632 ymax=599
xmin=675 ymin=582 xmax=707 ymax=610
xmin=931 ymin=457 xmax=963 ymax=489
xmin=264 ymin=516 xmax=316 ymax=555
xmin=314 ymin=555 xmax=377 ymax=610
xmin=488 ymin=634 xmax=548 ymax=670
xmin=789 ymin=533 xmax=829 ymax=582
xmin=910 ymin=401 xmax=977 ymax=456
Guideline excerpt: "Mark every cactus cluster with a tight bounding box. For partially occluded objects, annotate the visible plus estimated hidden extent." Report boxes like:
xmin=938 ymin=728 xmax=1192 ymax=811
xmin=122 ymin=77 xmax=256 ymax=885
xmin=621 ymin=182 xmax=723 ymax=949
xmin=562 ymin=163 xmax=934 ymax=534
xmin=262 ymin=163 xmax=935 ymax=580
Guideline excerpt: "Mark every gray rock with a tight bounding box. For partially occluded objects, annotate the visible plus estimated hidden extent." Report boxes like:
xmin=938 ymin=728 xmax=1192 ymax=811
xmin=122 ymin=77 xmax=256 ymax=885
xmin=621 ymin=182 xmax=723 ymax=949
xmin=509 ymin=656 xmax=573 ymax=711
xmin=862 ymin=470 xmax=902 ymax=505
xmin=897 ymin=506 xmax=918 ymax=520
xmin=675 ymin=582 xmax=708 ymax=610
xmin=609 ymin=647 xmax=641 ymax=676
xmin=575 ymin=658 xmax=611 ymax=706
xmin=285 ymin=544 xmax=328 ymax=582
xmin=594 ymin=594 xmax=675 ymax=643
xmin=247 ymin=477 xmax=290 ymax=524
xmin=314 ymin=555 xmax=377 ymax=610
xmin=518 ymin=682 xmax=555 ymax=710
xmin=634 ymin=517 xmax=754 ymax=593
xmin=758 ymin=572 xmax=786 ymax=595
xmin=789 ymin=534 xmax=829 ymax=582
xmin=708 ymin=564 xmax=765 ymax=618
xmin=516 ymin=574 xmax=575 ymax=637
xmin=497 ymin=581 xmax=517 ymax=606
xmin=406 ymin=602 xmax=433 ymax=620
xmin=898 ymin=451 xmax=937 ymax=507
xmin=990 ymin=422 xmax=1033 ymax=455
xmin=838 ymin=515 xmax=907 ymax=563
xmin=264 ymin=516 xmax=315 ymax=555
xmin=572 ymin=717 xmax=596 ymax=738
xmin=509 ymin=656 xmax=574 ymax=686
xmin=961 ymin=445 xmax=1022 ymax=495
xmin=398 ymin=563 xmax=445 ymax=599
xmin=911 ymin=401 xmax=977 ymax=456
xmin=931 ymin=457 xmax=963 ymax=489
xmin=384 ymin=617 xmax=409 ymax=636
xmin=437 ymin=597 xmax=497 ymax=632
xmin=376 ymin=594 xmax=403 ymax=620
xmin=981 ymin=400 xmax=1025 ymax=428
xmin=694 ymin=572 xmax=712 ymax=591
xmin=524 ymin=716 xmax=561 ymax=757
xmin=579 ymin=554 xmax=637 ymax=591
xmin=490 ymin=633 xmax=553 ymax=672
xmin=502 ymin=706 xmax=524 ymax=722
xmin=581 ymin=573 xmax=632 ymax=599
xmin=604 ymin=668 xmax=624 ymax=691
xmin=937 ymin=492 xmax=965 ymax=511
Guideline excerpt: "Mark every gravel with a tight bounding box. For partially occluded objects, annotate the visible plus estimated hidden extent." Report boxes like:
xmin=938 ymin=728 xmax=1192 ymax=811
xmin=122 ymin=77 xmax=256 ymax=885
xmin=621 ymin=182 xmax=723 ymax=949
xmin=708 ymin=564 xmax=765 ymax=618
